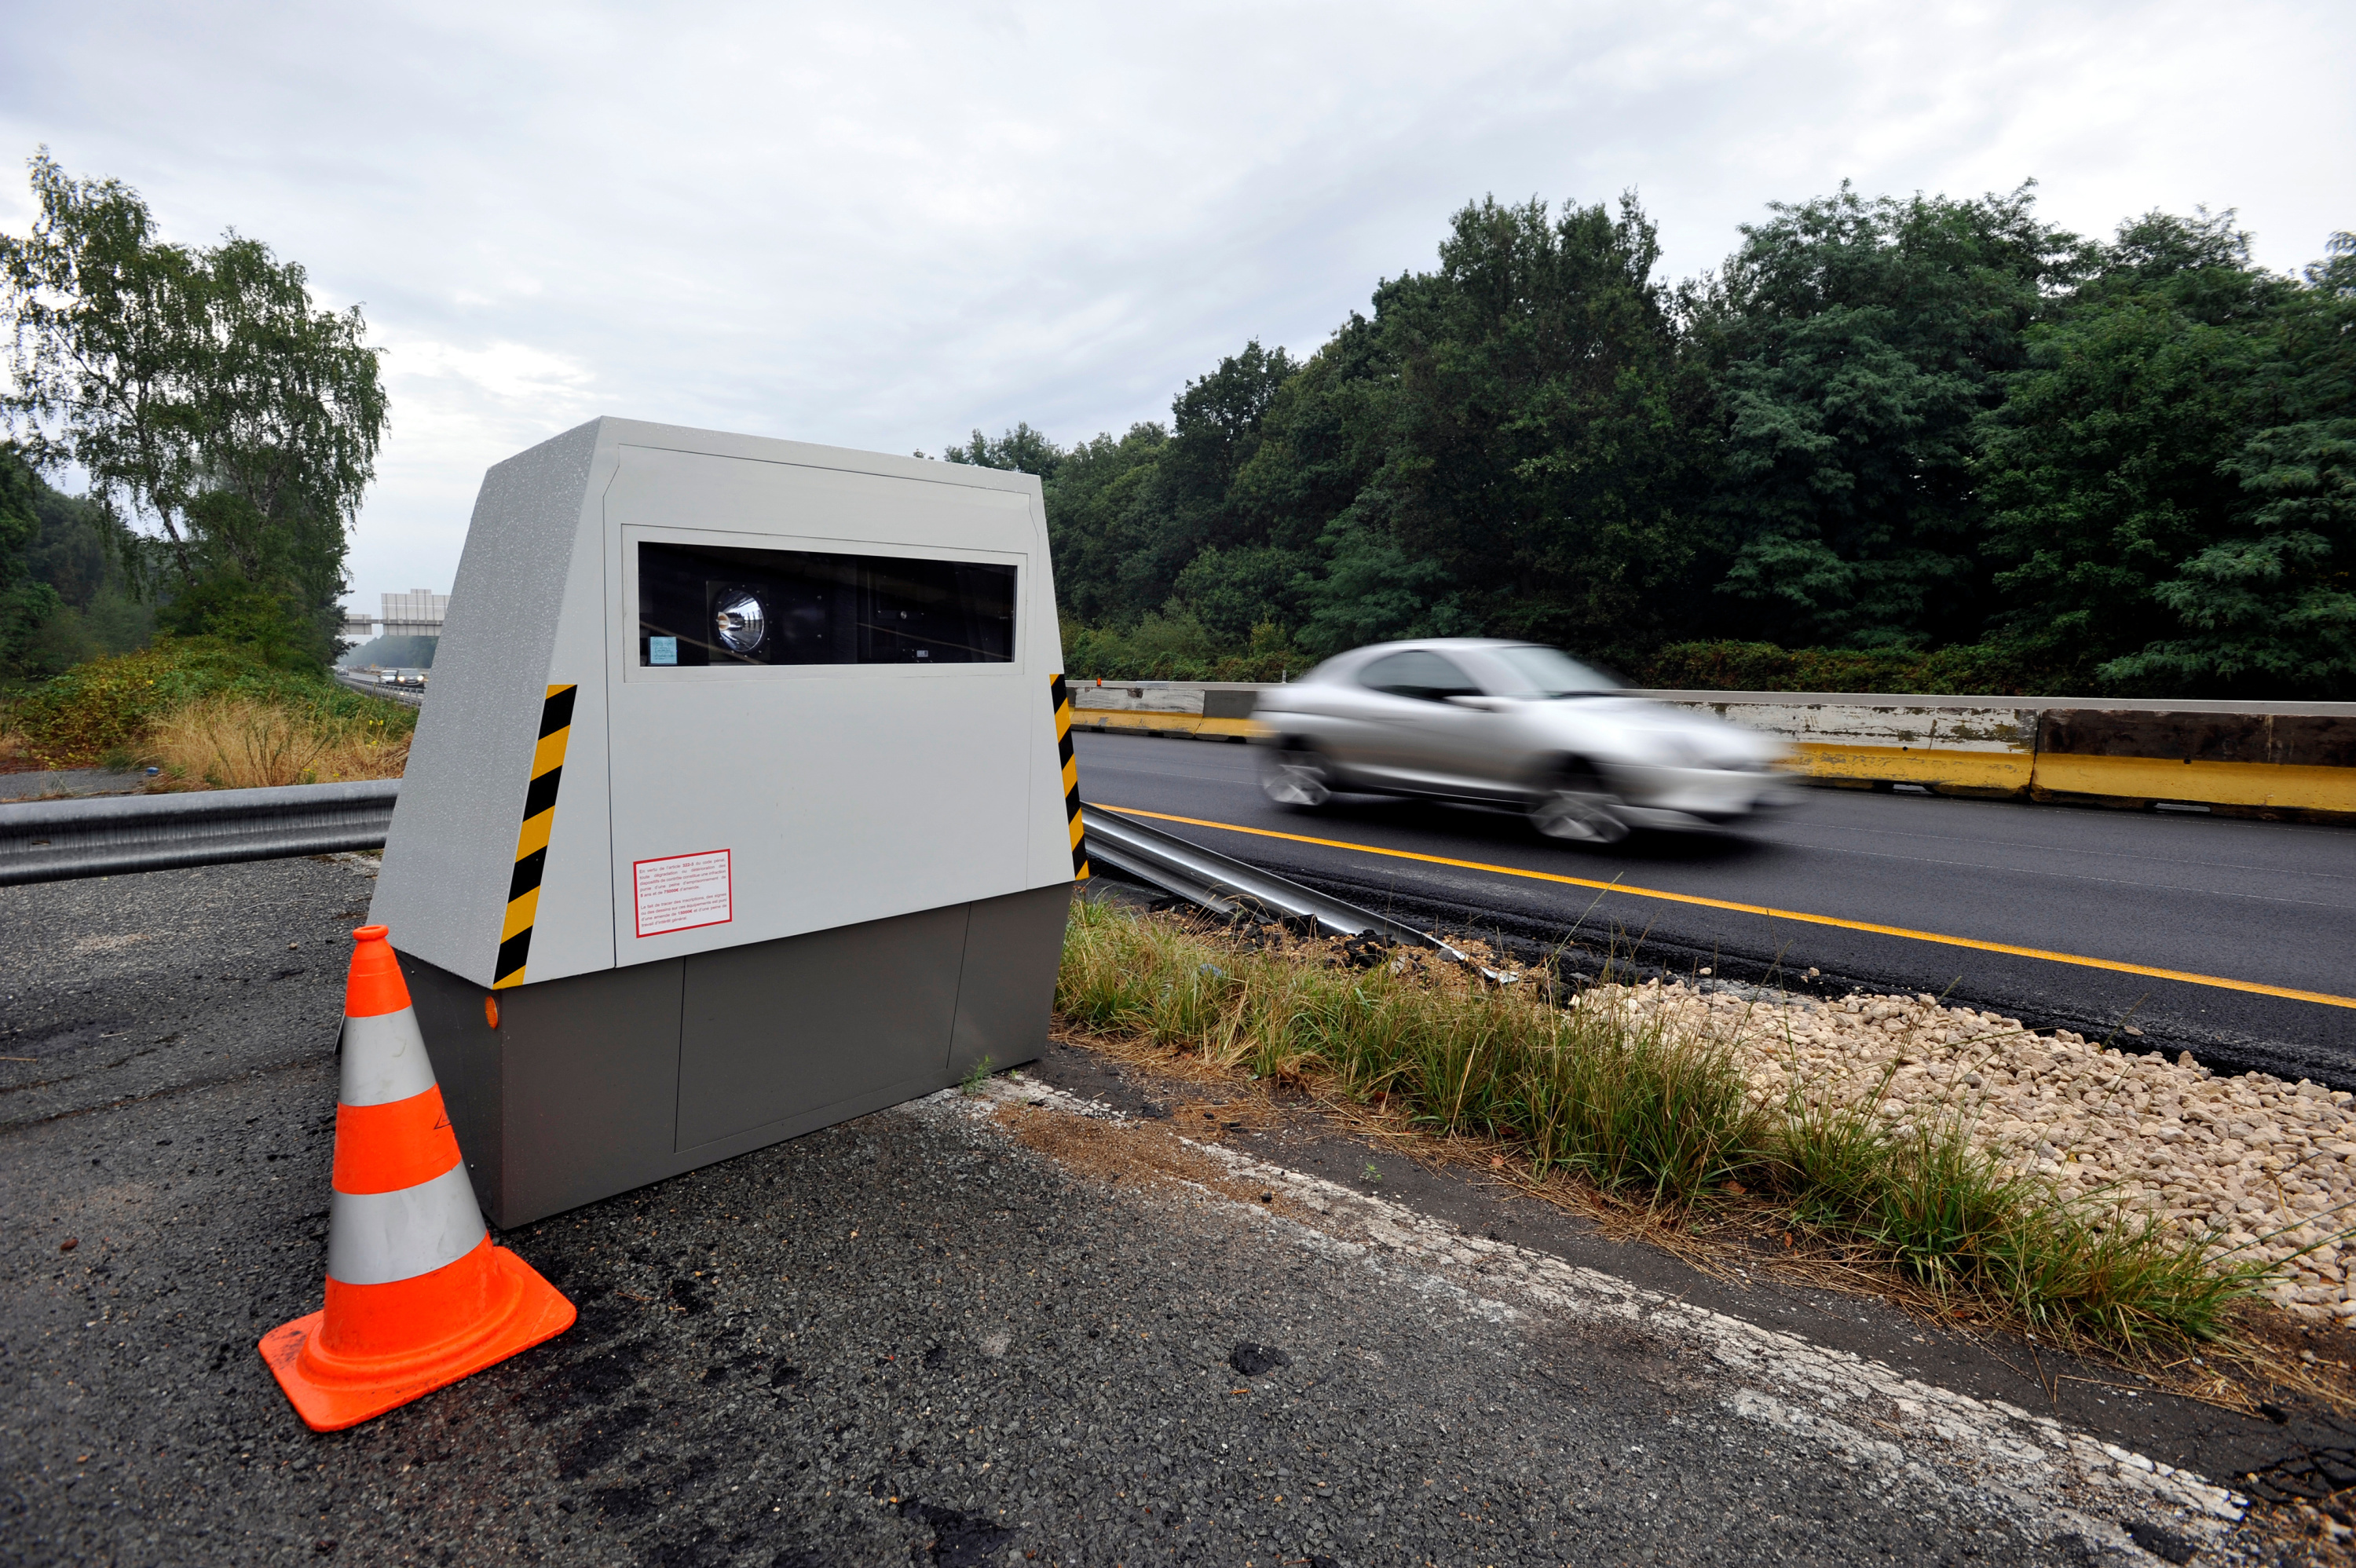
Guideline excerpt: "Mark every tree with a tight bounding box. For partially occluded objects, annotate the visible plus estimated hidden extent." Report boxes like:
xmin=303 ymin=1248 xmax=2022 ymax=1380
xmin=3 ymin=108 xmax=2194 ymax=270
xmin=1701 ymin=183 xmax=2087 ymax=649
xmin=0 ymin=150 xmax=386 ymax=663
xmin=1286 ymin=194 xmax=1714 ymax=659
xmin=1163 ymin=341 xmax=1298 ymax=522
xmin=1034 ymin=197 xmax=1718 ymax=663
xmin=936 ymin=420 xmax=1063 ymax=479
xmin=0 ymin=442 xmax=62 ymax=674
xmin=1978 ymin=210 xmax=2294 ymax=682
xmin=1037 ymin=422 xmax=1171 ymax=625
xmin=999 ymin=181 xmax=2354 ymax=696
xmin=2099 ymin=234 xmax=2356 ymax=695
xmin=0 ymin=439 xmax=152 ymax=674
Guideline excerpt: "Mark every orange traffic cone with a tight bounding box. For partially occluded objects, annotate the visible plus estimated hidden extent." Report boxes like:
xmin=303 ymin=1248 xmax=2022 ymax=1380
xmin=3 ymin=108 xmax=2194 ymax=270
xmin=259 ymin=925 xmax=575 ymax=1431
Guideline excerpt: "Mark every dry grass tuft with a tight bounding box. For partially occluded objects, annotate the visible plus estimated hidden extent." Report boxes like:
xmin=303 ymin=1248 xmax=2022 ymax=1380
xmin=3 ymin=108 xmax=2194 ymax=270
xmin=140 ymin=695 xmax=410 ymax=788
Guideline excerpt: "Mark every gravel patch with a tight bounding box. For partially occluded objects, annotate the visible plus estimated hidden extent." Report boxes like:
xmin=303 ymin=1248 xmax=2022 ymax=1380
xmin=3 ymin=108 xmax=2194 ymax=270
xmin=1579 ymin=977 xmax=2356 ymax=1318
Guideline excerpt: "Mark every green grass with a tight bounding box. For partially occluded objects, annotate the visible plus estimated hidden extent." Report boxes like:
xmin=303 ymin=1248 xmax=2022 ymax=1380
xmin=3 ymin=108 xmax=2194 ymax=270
xmin=1057 ymin=897 xmax=2269 ymax=1348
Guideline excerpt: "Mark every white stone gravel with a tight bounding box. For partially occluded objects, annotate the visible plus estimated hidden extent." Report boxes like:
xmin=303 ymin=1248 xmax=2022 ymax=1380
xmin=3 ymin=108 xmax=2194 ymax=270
xmin=1575 ymin=978 xmax=2356 ymax=1319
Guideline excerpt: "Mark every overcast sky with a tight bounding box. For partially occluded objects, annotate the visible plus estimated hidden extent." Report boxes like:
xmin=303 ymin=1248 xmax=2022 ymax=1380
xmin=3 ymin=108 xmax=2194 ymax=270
xmin=3 ymin=0 xmax=2351 ymax=617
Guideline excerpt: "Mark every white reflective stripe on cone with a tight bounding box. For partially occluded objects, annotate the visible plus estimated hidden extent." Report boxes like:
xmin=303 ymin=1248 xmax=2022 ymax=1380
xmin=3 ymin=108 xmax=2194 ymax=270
xmin=340 ymin=1007 xmax=438 ymax=1107
xmin=325 ymin=1164 xmax=488 ymax=1285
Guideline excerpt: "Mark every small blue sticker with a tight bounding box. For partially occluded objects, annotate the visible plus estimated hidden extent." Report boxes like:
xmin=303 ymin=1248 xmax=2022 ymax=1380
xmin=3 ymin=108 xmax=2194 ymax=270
xmin=649 ymin=636 xmax=678 ymax=666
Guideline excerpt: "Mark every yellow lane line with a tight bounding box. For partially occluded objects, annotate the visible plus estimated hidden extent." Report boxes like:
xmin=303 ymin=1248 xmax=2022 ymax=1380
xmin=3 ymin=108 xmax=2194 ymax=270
xmin=1100 ymin=804 xmax=2356 ymax=1013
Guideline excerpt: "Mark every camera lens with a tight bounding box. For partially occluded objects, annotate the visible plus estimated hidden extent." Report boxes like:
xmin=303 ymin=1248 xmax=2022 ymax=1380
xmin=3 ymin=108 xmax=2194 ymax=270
xmin=712 ymin=587 xmax=767 ymax=656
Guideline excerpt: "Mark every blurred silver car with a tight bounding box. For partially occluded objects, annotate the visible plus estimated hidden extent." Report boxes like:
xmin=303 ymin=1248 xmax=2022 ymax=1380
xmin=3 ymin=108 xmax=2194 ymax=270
xmin=1252 ymin=640 xmax=1794 ymax=842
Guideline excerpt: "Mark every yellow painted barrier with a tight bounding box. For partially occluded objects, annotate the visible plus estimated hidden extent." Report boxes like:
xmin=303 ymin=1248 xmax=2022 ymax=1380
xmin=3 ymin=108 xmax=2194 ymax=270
xmin=1787 ymin=746 xmax=2356 ymax=813
xmin=1069 ymin=709 xmax=1264 ymax=742
xmin=1069 ymin=708 xmax=1191 ymax=736
xmin=2032 ymin=753 xmax=2356 ymax=813
xmin=1793 ymin=742 xmax=2035 ymax=793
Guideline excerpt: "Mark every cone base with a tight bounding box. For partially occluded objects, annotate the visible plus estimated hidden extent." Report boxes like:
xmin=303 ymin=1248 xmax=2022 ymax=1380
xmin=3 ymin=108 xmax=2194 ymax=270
xmin=258 ymin=1242 xmax=576 ymax=1432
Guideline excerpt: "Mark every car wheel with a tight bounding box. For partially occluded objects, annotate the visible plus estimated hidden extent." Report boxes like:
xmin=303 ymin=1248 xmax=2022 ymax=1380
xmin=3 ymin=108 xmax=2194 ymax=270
xmin=1261 ymin=746 xmax=1333 ymax=809
xmin=1531 ymin=766 xmax=1628 ymax=844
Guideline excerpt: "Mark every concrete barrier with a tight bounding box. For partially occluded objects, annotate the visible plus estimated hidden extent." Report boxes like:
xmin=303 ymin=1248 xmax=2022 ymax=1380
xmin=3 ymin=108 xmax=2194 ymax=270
xmin=2027 ymin=706 xmax=2356 ymax=815
xmin=1639 ymin=694 xmax=2039 ymax=795
xmin=1068 ymin=679 xmax=2356 ymax=820
xmin=1068 ymin=679 xmax=1264 ymax=741
xmin=1642 ymin=692 xmax=2356 ymax=818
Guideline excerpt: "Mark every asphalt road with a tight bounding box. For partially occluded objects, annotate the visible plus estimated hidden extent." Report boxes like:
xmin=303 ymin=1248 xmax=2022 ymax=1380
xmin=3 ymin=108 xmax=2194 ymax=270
xmin=1074 ymin=733 xmax=2356 ymax=1089
xmin=5 ymin=857 xmax=2332 ymax=1565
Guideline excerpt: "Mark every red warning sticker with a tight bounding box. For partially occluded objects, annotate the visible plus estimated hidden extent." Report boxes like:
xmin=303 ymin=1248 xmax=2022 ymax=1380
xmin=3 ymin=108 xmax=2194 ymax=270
xmin=633 ymin=849 xmax=733 ymax=938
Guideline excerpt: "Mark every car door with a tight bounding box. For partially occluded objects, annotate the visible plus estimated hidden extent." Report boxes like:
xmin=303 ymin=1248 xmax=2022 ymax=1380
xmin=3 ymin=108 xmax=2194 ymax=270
xmin=1349 ymin=649 xmax=1498 ymax=795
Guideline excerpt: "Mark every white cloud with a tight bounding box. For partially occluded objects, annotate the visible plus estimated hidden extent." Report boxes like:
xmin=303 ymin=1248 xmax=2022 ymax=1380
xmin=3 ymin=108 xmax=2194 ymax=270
xmin=0 ymin=0 xmax=2348 ymax=611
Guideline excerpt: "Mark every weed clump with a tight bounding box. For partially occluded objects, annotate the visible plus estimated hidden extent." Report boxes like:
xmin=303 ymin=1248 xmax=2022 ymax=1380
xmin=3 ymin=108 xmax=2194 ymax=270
xmin=1773 ymin=1090 xmax=2255 ymax=1342
xmin=1056 ymin=898 xmax=2265 ymax=1348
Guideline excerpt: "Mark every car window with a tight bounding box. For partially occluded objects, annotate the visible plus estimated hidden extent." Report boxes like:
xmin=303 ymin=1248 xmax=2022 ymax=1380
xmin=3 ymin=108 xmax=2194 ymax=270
xmin=1488 ymin=645 xmax=1620 ymax=697
xmin=1357 ymin=649 xmax=1483 ymax=702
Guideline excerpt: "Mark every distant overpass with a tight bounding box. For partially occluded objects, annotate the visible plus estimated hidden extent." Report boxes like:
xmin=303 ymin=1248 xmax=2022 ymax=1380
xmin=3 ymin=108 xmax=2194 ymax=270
xmin=340 ymin=587 xmax=449 ymax=643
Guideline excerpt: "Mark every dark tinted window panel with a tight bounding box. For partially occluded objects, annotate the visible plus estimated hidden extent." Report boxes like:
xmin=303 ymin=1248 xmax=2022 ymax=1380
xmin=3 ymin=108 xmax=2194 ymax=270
xmin=637 ymin=542 xmax=1015 ymax=667
xmin=1357 ymin=649 xmax=1481 ymax=701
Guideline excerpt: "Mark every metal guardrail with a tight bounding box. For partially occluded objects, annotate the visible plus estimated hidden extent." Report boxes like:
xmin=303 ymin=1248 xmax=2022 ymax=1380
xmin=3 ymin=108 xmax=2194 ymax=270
xmin=335 ymin=668 xmax=425 ymax=707
xmin=1081 ymin=803 xmax=1513 ymax=980
xmin=0 ymin=779 xmax=401 ymax=886
xmin=0 ymin=784 xmax=1497 ymax=984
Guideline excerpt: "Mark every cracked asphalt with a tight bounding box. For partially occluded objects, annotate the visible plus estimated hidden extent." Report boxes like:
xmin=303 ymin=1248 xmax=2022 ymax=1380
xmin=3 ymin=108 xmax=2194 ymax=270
xmin=0 ymin=855 xmax=2339 ymax=1565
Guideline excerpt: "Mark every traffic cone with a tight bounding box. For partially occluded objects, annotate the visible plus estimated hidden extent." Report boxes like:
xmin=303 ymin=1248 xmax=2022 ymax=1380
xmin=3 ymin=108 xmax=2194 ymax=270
xmin=259 ymin=924 xmax=575 ymax=1431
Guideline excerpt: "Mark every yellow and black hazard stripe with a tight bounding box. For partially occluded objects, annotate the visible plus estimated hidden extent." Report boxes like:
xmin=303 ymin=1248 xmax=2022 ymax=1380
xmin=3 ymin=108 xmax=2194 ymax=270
xmin=1049 ymin=673 xmax=1088 ymax=880
xmin=493 ymin=684 xmax=576 ymax=989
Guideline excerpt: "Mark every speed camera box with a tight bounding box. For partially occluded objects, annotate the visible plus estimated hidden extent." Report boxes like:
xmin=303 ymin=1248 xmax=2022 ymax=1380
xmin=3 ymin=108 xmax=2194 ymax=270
xmin=369 ymin=418 xmax=1087 ymax=1226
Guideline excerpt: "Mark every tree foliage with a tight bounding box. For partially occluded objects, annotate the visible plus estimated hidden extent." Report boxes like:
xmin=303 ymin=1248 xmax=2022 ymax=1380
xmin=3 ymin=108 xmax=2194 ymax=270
xmin=971 ymin=187 xmax=2353 ymax=696
xmin=1700 ymin=184 xmax=2087 ymax=649
xmin=2097 ymin=234 xmax=2356 ymax=693
xmin=0 ymin=151 xmax=386 ymax=667
xmin=0 ymin=441 xmax=62 ymax=675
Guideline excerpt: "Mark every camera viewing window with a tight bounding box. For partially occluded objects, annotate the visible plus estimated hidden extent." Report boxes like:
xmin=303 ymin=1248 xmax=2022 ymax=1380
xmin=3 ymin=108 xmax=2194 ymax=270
xmin=636 ymin=541 xmax=1016 ymax=667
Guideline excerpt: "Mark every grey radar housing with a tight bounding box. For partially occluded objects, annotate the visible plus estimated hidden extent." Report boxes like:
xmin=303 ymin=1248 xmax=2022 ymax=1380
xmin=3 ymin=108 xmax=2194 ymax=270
xmin=368 ymin=417 xmax=1087 ymax=1227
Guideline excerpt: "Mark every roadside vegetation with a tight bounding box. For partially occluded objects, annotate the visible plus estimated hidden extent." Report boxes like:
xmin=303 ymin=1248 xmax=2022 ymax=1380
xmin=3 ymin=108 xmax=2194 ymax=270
xmin=1 ymin=637 xmax=413 ymax=784
xmin=1057 ymin=897 xmax=2274 ymax=1351
xmin=0 ymin=152 xmax=401 ymax=788
xmin=953 ymin=196 xmax=2354 ymax=701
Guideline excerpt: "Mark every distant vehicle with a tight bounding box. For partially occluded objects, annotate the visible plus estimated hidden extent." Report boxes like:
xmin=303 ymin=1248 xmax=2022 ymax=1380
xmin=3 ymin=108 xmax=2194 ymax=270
xmin=377 ymin=668 xmax=428 ymax=689
xmin=1251 ymin=640 xmax=1794 ymax=842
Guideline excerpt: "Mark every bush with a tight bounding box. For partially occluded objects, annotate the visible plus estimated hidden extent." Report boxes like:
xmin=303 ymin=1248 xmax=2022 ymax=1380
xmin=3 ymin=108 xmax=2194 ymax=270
xmin=2 ymin=637 xmax=414 ymax=769
xmin=1630 ymin=639 xmax=2098 ymax=696
xmin=1061 ymin=614 xmax=1307 ymax=683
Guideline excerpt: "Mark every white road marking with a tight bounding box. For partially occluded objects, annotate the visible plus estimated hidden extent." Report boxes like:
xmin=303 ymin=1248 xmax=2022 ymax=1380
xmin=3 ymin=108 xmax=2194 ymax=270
xmin=930 ymin=1076 xmax=2250 ymax=1559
